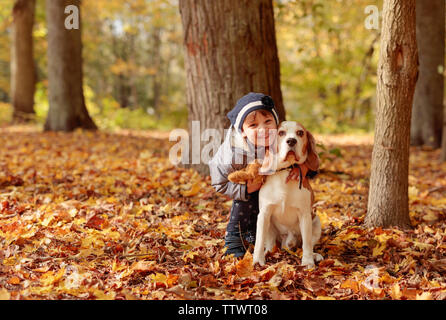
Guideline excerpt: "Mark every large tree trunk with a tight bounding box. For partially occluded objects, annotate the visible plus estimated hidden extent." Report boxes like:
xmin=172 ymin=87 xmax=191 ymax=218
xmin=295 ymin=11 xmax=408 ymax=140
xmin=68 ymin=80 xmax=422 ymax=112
xmin=179 ymin=0 xmax=285 ymax=175
xmin=44 ymin=0 xmax=96 ymax=131
xmin=410 ymin=0 xmax=444 ymax=148
xmin=365 ymin=0 xmax=418 ymax=229
xmin=11 ymin=0 xmax=36 ymax=122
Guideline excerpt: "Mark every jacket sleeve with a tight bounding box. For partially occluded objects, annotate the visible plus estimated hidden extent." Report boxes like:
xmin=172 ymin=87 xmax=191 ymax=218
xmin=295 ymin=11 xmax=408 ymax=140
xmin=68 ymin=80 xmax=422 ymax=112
xmin=209 ymin=161 xmax=248 ymax=201
xmin=208 ymin=142 xmax=250 ymax=201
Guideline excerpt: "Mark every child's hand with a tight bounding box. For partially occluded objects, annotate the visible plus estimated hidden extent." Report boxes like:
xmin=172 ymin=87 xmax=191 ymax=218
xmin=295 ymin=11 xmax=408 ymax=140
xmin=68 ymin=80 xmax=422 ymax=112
xmin=247 ymin=178 xmax=263 ymax=193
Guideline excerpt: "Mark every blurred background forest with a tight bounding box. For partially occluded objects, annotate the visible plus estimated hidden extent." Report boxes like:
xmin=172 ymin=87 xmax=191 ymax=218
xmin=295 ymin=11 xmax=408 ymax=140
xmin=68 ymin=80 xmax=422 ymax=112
xmin=0 ymin=0 xmax=384 ymax=133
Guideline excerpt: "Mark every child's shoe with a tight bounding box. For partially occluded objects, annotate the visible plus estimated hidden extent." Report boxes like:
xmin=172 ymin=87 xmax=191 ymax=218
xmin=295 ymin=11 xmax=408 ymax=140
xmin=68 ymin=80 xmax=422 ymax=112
xmin=223 ymin=231 xmax=247 ymax=257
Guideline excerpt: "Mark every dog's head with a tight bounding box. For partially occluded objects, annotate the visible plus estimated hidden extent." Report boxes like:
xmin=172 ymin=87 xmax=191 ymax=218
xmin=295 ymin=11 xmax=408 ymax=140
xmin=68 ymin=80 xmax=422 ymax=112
xmin=274 ymin=121 xmax=319 ymax=171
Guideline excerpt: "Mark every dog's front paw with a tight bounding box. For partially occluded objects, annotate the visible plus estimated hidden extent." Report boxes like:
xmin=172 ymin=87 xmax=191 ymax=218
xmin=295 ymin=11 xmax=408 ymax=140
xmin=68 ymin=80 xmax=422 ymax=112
xmin=253 ymin=254 xmax=265 ymax=267
xmin=301 ymin=256 xmax=315 ymax=269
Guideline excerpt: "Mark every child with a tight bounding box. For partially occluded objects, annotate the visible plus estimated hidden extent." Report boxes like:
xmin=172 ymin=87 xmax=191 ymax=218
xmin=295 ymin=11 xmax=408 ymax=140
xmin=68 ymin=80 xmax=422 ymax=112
xmin=208 ymin=92 xmax=280 ymax=257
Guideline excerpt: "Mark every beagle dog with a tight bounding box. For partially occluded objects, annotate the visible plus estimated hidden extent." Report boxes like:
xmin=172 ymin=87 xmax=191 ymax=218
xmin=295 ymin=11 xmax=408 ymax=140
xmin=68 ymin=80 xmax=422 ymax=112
xmin=253 ymin=121 xmax=323 ymax=268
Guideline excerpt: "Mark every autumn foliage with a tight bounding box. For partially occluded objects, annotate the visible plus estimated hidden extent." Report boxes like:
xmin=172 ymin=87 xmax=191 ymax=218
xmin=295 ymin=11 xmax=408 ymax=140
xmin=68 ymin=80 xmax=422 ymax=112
xmin=0 ymin=126 xmax=445 ymax=300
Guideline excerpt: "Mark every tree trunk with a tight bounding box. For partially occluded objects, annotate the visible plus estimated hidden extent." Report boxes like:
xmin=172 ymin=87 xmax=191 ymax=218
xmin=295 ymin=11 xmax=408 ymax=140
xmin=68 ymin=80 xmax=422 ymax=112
xmin=151 ymin=27 xmax=162 ymax=114
xmin=44 ymin=0 xmax=96 ymax=131
xmin=442 ymin=111 xmax=446 ymax=161
xmin=365 ymin=0 xmax=418 ymax=229
xmin=179 ymin=0 xmax=285 ymax=175
xmin=410 ymin=0 xmax=444 ymax=148
xmin=11 ymin=0 xmax=36 ymax=122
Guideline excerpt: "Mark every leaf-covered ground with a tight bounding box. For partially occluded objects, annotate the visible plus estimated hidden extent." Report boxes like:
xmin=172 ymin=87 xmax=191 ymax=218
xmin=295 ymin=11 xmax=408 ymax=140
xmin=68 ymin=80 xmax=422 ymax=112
xmin=0 ymin=126 xmax=445 ymax=300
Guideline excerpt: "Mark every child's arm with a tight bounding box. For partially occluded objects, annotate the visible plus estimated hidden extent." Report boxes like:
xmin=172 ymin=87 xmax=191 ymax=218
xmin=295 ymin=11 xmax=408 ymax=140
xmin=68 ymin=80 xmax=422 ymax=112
xmin=209 ymin=162 xmax=249 ymax=201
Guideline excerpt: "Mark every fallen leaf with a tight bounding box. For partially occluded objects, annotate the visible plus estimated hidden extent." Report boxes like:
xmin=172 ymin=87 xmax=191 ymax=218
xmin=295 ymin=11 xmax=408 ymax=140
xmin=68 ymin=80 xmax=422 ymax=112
xmin=8 ymin=277 xmax=21 ymax=285
xmin=416 ymin=292 xmax=432 ymax=300
xmin=181 ymin=182 xmax=201 ymax=197
xmin=0 ymin=288 xmax=10 ymax=300
xmin=235 ymin=251 xmax=253 ymax=278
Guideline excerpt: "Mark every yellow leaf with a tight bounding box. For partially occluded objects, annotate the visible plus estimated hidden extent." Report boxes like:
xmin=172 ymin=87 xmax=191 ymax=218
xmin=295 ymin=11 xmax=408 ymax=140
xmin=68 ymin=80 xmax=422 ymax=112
xmin=423 ymin=211 xmax=438 ymax=222
xmin=380 ymin=272 xmax=397 ymax=284
xmin=182 ymin=251 xmax=199 ymax=262
xmin=181 ymin=183 xmax=201 ymax=197
xmin=342 ymin=231 xmax=361 ymax=241
xmin=390 ymin=283 xmax=402 ymax=299
xmin=375 ymin=233 xmax=392 ymax=243
xmin=0 ymin=288 xmax=10 ymax=300
xmin=94 ymin=289 xmax=115 ymax=300
xmin=408 ymin=186 xmax=419 ymax=198
xmin=372 ymin=242 xmax=386 ymax=257
xmin=416 ymin=292 xmax=432 ymax=300
xmin=40 ymin=267 xmax=65 ymax=286
xmin=150 ymin=273 xmax=167 ymax=286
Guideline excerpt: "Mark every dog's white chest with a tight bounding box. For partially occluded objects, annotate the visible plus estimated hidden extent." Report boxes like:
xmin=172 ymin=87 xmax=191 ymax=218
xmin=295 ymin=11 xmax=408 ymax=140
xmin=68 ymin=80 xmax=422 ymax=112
xmin=259 ymin=171 xmax=312 ymax=226
xmin=260 ymin=171 xmax=310 ymax=206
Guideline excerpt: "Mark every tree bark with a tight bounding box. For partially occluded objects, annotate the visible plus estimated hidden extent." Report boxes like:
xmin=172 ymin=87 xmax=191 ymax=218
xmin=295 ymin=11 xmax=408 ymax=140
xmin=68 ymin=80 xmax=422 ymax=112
xmin=410 ymin=0 xmax=444 ymax=148
xmin=11 ymin=0 xmax=36 ymax=122
xmin=442 ymin=111 xmax=446 ymax=161
xmin=179 ymin=0 xmax=285 ymax=175
xmin=365 ymin=0 xmax=418 ymax=229
xmin=151 ymin=27 xmax=162 ymax=114
xmin=44 ymin=0 xmax=96 ymax=131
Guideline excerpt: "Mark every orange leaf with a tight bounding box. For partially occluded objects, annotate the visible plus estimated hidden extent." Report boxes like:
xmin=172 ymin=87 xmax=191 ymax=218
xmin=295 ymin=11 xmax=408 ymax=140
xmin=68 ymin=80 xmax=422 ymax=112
xmin=340 ymin=279 xmax=359 ymax=293
xmin=131 ymin=260 xmax=155 ymax=272
xmin=85 ymin=214 xmax=108 ymax=230
xmin=8 ymin=277 xmax=20 ymax=285
xmin=181 ymin=183 xmax=201 ymax=197
xmin=235 ymin=251 xmax=253 ymax=278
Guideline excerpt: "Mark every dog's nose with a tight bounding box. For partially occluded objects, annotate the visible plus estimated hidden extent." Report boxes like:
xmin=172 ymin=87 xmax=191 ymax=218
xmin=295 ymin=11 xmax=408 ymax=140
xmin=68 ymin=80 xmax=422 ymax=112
xmin=286 ymin=138 xmax=297 ymax=147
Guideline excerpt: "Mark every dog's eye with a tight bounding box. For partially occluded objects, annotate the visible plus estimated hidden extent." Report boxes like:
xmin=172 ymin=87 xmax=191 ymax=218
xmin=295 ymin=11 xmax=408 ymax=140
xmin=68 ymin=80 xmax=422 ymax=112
xmin=278 ymin=131 xmax=286 ymax=137
xmin=296 ymin=130 xmax=304 ymax=137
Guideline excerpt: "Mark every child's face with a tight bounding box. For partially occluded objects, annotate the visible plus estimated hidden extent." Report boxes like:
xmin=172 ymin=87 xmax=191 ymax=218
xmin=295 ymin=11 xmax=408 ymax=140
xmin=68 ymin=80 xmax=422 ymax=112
xmin=241 ymin=110 xmax=277 ymax=147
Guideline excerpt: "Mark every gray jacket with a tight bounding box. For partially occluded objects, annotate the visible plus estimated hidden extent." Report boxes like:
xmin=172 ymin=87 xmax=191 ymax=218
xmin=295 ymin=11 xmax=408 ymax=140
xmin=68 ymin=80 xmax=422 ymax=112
xmin=208 ymin=126 xmax=266 ymax=201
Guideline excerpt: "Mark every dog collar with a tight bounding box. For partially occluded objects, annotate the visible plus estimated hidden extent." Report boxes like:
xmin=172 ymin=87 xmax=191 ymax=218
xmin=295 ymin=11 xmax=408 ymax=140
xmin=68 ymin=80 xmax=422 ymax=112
xmin=278 ymin=163 xmax=303 ymax=189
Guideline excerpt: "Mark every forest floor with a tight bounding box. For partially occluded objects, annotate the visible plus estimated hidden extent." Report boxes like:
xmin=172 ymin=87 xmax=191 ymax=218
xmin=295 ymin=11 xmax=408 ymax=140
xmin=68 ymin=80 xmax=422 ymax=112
xmin=0 ymin=125 xmax=446 ymax=300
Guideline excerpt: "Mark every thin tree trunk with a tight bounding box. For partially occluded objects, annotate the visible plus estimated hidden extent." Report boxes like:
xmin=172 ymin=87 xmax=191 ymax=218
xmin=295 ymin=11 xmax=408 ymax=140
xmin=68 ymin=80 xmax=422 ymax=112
xmin=365 ymin=0 xmax=418 ymax=229
xmin=11 ymin=0 xmax=36 ymax=122
xmin=351 ymin=34 xmax=379 ymax=121
xmin=151 ymin=27 xmax=162 ymax=114
xmin=411 ymin=0 xmax=444 ymax=148
xmin=179 ymin=0 xmax=285 ymax=175
xmin=44 ymin=0 xmax=96 ymax=131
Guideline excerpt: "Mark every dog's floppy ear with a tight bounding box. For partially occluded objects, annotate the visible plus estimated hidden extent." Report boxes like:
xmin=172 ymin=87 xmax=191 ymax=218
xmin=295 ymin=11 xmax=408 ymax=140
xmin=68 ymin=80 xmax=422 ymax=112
xmin=305 ymin=131 xmax=319 ymax=171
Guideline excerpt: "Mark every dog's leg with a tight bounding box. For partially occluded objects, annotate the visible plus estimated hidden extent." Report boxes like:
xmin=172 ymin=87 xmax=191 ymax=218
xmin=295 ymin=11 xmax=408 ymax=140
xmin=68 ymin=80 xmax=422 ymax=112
xmin=299 ymin=210 xmax=315 ymax=268
xmin=253 ymin=205 xmax=273 ymax=266
xmin=265 ymin=224 xmax=277 ymax=254
xmin=312 ymin=215 xmax=321 ymax=246
xmin=311 ymin=215 xmax=323 ymax=262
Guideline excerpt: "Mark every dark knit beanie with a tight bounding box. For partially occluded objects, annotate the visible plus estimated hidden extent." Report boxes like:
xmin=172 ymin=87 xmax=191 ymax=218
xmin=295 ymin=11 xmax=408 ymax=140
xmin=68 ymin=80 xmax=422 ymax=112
xmin=227 ymin=92 xmax=279 ymax=131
